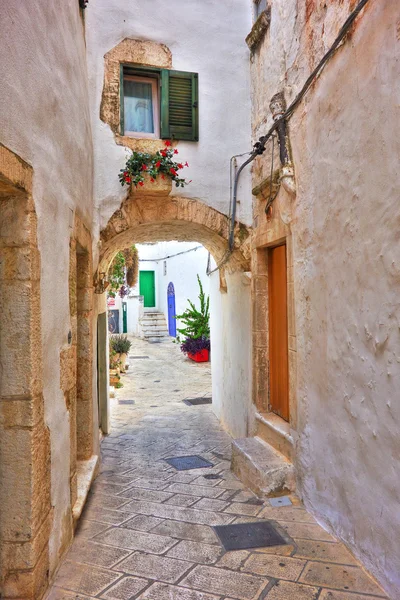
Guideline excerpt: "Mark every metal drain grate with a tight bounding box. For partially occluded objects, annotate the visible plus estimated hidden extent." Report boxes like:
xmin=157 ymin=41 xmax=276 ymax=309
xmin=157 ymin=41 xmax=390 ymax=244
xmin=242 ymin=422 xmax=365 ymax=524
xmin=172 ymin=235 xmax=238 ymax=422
xmin=118 ymin=400 xmax=135 ymax=405
xmin=203 ymin=473 xmax=222 ymax=480
xmin=165 ymin=455 xmax=214 ymax=471
xmin=183 ymin=397 xmax=212 ymax=406
xmin=129 ymin=356 xmax=150 ymax=359
xmin=213 ymin=520 xmax=287 ymax=551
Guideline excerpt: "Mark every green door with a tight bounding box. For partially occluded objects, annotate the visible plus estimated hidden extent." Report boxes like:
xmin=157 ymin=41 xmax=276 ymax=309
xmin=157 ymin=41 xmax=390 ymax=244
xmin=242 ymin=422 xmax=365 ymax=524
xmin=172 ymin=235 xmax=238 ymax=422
xmin=139 ymin=271 xmax=156 ymax=307
xmin=122 ymin=302 xmax=127 ymax=333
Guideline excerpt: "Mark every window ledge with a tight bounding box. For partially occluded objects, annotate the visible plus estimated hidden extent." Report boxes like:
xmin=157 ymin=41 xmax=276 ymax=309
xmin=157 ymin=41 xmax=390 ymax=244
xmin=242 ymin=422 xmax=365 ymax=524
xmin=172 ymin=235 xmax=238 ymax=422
xmin=246 ymin=8 xmax=271 ymax=53
xmin=116 ymin=135 xmax=167 ymax=154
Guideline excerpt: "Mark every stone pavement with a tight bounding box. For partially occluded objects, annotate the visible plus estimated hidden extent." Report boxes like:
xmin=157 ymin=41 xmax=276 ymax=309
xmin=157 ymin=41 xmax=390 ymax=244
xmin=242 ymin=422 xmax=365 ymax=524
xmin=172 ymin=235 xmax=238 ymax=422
xmin=47 ymin=338 xmax=389 ymax=600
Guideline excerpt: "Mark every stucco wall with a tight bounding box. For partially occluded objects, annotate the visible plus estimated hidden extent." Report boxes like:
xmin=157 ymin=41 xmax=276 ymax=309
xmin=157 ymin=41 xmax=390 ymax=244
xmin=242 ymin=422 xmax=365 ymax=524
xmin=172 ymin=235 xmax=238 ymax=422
xmin=85 ymin=0 xmax=252 ymax=233
xmin=0 ymin=0 xmax=96 ymax=578
xmin=211 ymin=271 xmax=253 ymax=439
xmin=250 ymin=0 xmax=400 ymax=595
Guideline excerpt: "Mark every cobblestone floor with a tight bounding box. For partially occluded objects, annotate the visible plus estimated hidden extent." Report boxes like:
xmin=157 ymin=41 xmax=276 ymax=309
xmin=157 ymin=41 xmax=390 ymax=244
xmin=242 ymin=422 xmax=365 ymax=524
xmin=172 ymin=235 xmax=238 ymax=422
xmin=47 ymin=338 xmax=389 ymax=600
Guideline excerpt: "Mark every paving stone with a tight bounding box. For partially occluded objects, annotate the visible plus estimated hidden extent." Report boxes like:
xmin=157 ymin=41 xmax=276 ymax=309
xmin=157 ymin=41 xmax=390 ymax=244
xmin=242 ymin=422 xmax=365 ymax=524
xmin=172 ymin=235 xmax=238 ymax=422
xmin=100 ymin=575 xmax=149 ymax=599
xmin=152 ymin=520 xmax=219 ymax=544
xmin=277 ymin=521 xmax=336 ymax=542
xmin=83 ymin=506 xmax=135 ymax=526
xmin=116 ymin=552 xmax=192 ymax=583
xmin=86 ymin=493 xmax=131 ymax=510
xmin=181 ymin=565 xmax=266 ymax=600
xmin=191 ymin=498 xmax=229 ymax=512
xmin=164 ymin=493 xmax=201 ymax=507
xmin=166 ymin=539 xmax=223 ymax=564
xmin=224 ymin=502 xmax=262 ymax=517
xmin=299 ymin=562 xmax=387 ymax=595
xmin=138 ymin=582 xmax=220 ymax=600
xmin=66 ymin=540 xmax=131 ymax=568
xmin=54 ymin=561 xmax=121 ymax=596
xmin=216 ymin=550 xmax=250 ymax=570
xmin=318 ymin=591 xmax=388 ymax=600
xmin=232 ymin=490 xmax=261 ymax=503
xmin=122 ymin=499 xmax=233 ymax=526
xmin=242 ymin=553 xmax=306 ymax=581
xmin=75 ymin=520 xmax=110 ymax=540
xmin=117 ymin=487 xmax=174 ymax=503
xmin=47 ymin=590 xmax=96 ymax=600
xmin=258 ymin=506 xmax=317 ymax=523
xmin=127 ymin=477 xmax=172 ymax=490
xmin=164 ymin=482 xmax=225 ymax=499
xmin=293 ymin=539 xmax=359 ymax=565
xmin=123 ymin=514 xmax=164 ymax=532
xmin=94 ymin=526 xmax=177 ymax=554
xmin=265 ymin=580 xmax=320 ymax=599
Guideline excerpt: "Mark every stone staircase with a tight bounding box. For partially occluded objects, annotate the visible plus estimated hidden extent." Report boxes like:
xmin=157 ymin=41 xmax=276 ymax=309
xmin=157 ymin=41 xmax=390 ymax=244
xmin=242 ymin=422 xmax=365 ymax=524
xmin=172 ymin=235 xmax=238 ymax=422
xmin=140 ymin=311 xmax=170 ymax=343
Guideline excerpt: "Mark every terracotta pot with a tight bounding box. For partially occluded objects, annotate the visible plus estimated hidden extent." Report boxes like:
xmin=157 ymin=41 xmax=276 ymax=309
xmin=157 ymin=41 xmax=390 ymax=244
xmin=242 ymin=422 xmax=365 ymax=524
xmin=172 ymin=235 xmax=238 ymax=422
xmin=119 ymin=353 xmax=127 ymax=371
xmin=188 ymin=349 xmax=209 ymax=363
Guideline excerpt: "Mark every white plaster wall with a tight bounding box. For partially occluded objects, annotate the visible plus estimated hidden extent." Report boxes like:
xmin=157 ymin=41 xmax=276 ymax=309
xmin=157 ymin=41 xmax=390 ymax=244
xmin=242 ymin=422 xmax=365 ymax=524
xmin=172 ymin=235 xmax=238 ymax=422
xmin=85 ymin=0 xmax=252 ymax=233
xmin=0 ymin=0 xmax=95 ymax=575
xmin=251 ymin=1 xmax=400 ymax=595
xmin=211 ymin=271 xmax=252 ymax=438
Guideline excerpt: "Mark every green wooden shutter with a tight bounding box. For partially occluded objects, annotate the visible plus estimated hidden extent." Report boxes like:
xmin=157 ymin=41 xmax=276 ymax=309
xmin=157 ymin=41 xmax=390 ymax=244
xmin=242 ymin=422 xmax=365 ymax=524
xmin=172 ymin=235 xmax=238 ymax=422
xmin=161 ymin=70 xmax=199 ymax=141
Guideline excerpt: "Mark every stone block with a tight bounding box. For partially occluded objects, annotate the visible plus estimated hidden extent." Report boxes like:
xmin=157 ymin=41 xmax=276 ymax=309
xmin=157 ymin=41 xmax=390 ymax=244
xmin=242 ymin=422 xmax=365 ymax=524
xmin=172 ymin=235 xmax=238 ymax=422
xmin=231 ymin=436 xmax=295 ymax=497
xmin=0 ymin=196 xmax=35 ymax=247
xmin=2 ymin=543 xmax=49 ymax=600
xmin=0 ymin=246 xmax=40 ymax=281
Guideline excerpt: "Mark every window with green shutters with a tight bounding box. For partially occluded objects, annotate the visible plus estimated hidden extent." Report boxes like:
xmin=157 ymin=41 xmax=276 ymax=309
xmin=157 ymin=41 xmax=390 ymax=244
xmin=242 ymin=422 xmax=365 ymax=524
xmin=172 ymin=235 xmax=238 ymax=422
xmin=120 ymin=65 xmax=199 ymax=142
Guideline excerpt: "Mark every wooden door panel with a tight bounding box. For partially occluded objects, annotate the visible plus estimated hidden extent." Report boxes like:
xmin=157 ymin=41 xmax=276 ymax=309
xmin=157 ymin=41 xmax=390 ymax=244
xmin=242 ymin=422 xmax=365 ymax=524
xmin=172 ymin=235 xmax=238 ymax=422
xmin=268 ymin=244 xmax=289 ymax=421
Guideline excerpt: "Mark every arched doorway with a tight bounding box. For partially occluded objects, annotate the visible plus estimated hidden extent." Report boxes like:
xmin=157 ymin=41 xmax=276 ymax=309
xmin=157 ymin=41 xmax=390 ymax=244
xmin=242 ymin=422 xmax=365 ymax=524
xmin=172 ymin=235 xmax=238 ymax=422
xmin=167 ymin=281 xmax=176 ymax=336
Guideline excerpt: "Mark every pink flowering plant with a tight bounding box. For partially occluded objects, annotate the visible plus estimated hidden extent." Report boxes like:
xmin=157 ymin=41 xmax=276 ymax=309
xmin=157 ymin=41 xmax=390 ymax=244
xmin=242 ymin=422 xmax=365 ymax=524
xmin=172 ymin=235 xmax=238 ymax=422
xmin=119 ymin=141 xmax=191 ymax=189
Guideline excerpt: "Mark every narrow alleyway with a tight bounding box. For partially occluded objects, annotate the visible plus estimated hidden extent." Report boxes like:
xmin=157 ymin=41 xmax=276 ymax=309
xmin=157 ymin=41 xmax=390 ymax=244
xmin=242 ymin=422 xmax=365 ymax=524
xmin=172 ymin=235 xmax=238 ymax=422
xmin=47 ymin=339 xmax=388 ymax=600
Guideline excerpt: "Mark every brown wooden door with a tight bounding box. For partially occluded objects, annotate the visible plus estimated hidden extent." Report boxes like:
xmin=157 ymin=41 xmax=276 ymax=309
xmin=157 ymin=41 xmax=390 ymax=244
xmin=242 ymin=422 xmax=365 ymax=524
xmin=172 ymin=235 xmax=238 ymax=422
xmin=268 ymin=244 xmax=289 ymax=421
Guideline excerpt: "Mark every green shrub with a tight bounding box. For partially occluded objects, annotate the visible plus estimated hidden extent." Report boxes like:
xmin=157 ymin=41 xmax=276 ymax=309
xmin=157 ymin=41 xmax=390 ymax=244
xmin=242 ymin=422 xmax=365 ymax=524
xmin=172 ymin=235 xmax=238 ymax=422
xmin=110 ymin=334 xmax=132 ymax=354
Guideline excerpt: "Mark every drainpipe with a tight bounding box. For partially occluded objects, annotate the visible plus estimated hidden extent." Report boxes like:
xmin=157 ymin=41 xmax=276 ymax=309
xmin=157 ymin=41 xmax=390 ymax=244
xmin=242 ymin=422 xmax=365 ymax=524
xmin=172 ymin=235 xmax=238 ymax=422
xmin=269 ymin=92 xmax=296 ymax=197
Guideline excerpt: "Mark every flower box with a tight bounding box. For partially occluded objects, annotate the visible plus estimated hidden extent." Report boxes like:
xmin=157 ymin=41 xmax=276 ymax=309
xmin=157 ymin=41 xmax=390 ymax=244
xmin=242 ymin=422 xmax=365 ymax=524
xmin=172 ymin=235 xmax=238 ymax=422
xmin=188 ymin=349 xmax=209 ymax=363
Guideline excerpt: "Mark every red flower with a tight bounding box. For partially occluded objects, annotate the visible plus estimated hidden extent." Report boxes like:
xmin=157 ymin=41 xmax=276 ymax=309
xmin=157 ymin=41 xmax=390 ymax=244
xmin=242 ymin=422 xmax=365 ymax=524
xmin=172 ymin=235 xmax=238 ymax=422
xmin=123 ymin=171 xmax=128 ymax=176
xmin=150 ymin=177 xmax=155 ymax=183
xmin=125 ymin=177 xmax=131 ymax=184
xmin=161 ymin=175 xmax=165 ymax=180
xmin=160 ymin=150 xmax=167 ymax=157
xmin=174 ymin=149 xmax=179 ymax=154
xmin=178 ymin=163 xmax=183 ymax=169
xmin=141 ymin=164 xmax=147 ymax=171
xmin=184 ymin=161 xmax=189 ymax=167
xmin=155 ymin=160 xmax=161 ymax=168
xmin=138 ymin=181 xmax=144 ymax=187
xmin=170 ymin=168 xmax=178 ymax=176
xmin=165 ymin=140 xmax=172 ymax=147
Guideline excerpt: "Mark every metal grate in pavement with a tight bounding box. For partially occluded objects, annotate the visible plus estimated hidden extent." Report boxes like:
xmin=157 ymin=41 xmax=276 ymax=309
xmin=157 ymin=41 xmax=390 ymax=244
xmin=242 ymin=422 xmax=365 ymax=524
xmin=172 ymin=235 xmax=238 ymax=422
xmin=118 ymin=400 xmax=135 ymax=405
xmin=165 ymin=455 xmax=214 ymax=471
xmin=183 ymin=397 xmax=212 ymax=406
xmin=213 ymin=520 xmax=287 ymax=551
xmin=203 ymin=473 xmax=222 ymax=480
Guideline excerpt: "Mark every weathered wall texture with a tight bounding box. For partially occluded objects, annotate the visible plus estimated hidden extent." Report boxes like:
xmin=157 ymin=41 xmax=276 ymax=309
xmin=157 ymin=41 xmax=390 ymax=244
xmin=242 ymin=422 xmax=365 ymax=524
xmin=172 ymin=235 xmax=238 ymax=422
xmin=0 ymin=1 xmax=97 ymax=594
xmin=250 ymin=0 xmax=400 ymax=595
xmin=85 ymin=0 xmax=253 ymax=235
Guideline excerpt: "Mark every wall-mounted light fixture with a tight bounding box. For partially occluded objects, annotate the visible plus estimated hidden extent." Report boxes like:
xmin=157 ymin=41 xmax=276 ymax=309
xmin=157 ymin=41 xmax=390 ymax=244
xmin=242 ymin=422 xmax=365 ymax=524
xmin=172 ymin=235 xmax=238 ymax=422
xmin=79 ymin=0 xmax=89 ymax=9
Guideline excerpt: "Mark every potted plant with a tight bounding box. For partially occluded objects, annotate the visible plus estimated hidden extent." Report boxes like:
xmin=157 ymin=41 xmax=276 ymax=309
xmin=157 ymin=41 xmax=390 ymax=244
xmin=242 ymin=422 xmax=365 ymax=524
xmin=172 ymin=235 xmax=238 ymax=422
xmin=180 ymin=336 xmax=211 ymax=362
xmin=110 ymin=334 xmax=132 ymax=371
xmin=176 ymin=276 xmax=211 ymax=363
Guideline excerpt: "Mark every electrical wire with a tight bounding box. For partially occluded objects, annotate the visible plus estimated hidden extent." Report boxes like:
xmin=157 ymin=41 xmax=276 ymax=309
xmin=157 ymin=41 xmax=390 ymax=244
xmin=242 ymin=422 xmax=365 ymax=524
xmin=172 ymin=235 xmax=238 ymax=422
xmin=139 ymin=245 xmax=202 ymax=262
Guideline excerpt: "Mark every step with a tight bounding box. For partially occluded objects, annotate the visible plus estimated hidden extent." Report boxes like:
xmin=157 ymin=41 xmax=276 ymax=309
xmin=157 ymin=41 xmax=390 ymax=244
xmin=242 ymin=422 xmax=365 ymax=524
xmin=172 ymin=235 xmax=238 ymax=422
xmin=143 ymin=332 xmax=170 ymax=339
xmin=142 ymin=327 xmax=169 ymax=334
xmin=146 ymin=336 xmax=170 ymax=343
xmin=141 ymin=322 xmax=168 ymax=329
xmin=255 ymin=412 xmax=294 ymax=461
xmin=231 ymin=436 xmax=295 ymax=498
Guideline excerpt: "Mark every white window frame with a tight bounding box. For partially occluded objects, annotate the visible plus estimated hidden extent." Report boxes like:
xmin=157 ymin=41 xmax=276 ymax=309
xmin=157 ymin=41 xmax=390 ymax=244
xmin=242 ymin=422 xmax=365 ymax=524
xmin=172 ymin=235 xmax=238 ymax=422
xmin=123 ymin=74 xmax=160 ymax=139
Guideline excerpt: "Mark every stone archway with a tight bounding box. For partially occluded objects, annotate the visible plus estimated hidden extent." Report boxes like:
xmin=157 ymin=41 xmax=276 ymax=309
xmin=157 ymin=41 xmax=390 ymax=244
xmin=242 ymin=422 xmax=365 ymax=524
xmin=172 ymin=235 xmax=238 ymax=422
xmin=96 ymin=189 xmax=252 ymax=282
